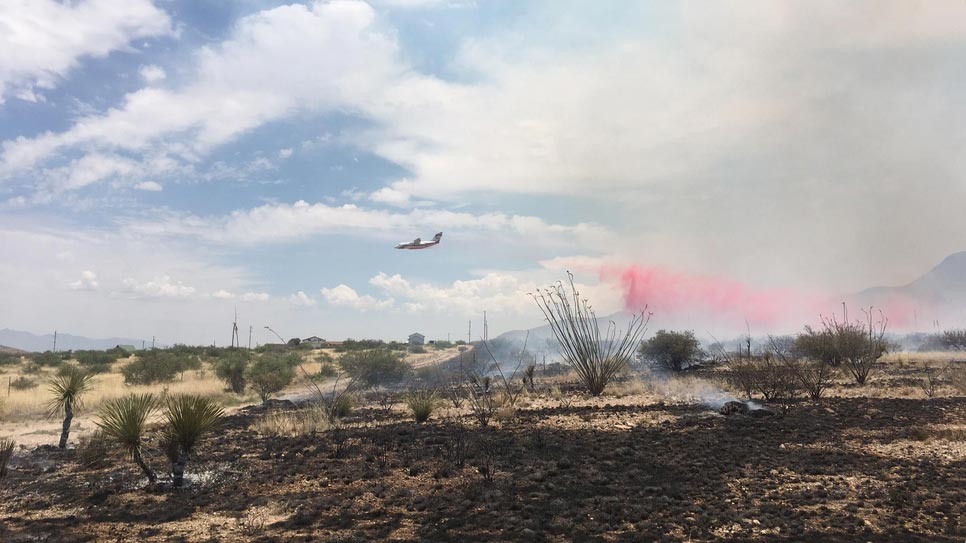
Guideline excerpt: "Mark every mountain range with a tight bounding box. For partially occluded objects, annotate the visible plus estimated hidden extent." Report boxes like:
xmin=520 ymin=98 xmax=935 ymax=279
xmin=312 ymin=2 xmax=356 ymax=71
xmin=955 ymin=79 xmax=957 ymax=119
xmin=0 ymin=329 xmax=144 ymax=353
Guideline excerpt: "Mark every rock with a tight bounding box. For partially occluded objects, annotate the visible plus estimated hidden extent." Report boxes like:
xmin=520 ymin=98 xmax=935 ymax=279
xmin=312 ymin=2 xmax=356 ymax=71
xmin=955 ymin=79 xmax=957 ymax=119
xmin=749 ymin=408 xmax=775 ymax=418
xmin=720 ymin=401 xmax=749 ymax=416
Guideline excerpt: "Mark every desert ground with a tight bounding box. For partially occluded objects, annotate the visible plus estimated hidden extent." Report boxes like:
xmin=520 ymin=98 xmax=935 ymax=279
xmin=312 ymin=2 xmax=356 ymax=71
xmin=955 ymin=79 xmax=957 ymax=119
xmin=0 ymin=350 xmax=963 ymax=542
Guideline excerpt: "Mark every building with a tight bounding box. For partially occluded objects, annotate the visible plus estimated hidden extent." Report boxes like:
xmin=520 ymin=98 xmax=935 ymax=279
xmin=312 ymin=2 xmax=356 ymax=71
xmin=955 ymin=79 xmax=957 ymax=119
xmin=114 ymin=344 xmax=137 ymax=353
xmin=408 ymin=332 xmax=425 ymax=345
xmin=302 ymin=336 xmax=325 ymax=349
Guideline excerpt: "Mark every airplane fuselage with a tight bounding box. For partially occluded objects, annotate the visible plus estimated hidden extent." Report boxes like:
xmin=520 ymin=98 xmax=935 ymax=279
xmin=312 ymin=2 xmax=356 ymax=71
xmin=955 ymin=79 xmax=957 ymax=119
xmin=395 ymin=241 xmax=440 ymax=250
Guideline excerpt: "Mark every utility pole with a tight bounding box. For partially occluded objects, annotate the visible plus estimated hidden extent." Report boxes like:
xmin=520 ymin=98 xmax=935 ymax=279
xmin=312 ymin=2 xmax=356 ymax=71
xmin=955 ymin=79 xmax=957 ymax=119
xmin=468 ymin=320 xmax=471 ymax=344
xmin=151 ymin=336 xmax=155 ymax=349
xmin=483 ymin=311 xmax=488 ymax=342
xmin=248 ymin=325 xmax=253 ymax=349
xmin=52 ymin=330 xmax=57 ymax=353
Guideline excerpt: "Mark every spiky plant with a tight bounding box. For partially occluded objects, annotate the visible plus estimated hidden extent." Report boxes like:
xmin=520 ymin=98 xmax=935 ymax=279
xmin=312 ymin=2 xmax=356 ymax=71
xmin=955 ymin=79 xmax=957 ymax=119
xmin=162 ymin=394 xmax=224 ymax=487
xmin=46 ymin=366 xmax=95 ymax=448
xmin=95 ymin=393 xmax=159 ymax=482
xmin=405 ymin=389 xmax=438 ymax=423
xmin=0 ymin=438 xmax=14 ymax=481
xmin=532 ymin=272 xmax=649 ymax=396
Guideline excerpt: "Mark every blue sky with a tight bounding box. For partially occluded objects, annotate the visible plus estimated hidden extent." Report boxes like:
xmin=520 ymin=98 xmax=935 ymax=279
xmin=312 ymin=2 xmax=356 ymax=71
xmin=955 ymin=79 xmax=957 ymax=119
xmin=2 ymin=1 xmax=966 ymax=345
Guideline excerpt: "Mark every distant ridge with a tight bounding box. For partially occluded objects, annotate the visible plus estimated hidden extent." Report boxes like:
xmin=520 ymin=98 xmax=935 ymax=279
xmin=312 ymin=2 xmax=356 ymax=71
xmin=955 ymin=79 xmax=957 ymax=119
xmin=853 ymin=251 xmax=966 ymax=328
xmin=0 ymin=329 xmax=144 ymax=353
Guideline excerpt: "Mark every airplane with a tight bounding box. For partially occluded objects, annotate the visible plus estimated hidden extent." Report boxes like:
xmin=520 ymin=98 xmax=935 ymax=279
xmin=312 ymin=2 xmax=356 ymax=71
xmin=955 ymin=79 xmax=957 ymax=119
xmin=395 ymin=232 xmax=443 ymax=250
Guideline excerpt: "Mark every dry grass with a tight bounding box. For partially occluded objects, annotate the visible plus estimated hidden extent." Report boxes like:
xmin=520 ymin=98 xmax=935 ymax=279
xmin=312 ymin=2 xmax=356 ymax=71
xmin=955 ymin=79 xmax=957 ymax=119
xmin=0 ymin=360 xmax=253 ymax=421
xmin=251 ymin=405 xmax=330 ymax=437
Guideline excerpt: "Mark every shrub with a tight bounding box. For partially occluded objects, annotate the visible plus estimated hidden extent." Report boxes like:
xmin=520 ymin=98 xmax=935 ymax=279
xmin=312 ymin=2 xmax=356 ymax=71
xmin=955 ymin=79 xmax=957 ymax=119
xmin=121 ymin=351 xmax=200 ymax=385
xmin=409 ymin=344 xmax=427 ymax=354
xmin=0 ymin=352 xmax=21 ymax=366
xmin=318 ymin=363 xmax=338 ymax=379
xmin=798 ymin=307 xmax=889 ymax=385
xmin=46 ymin=365 xmax=95 ymax=448
xmin=330 ymin=394 xmax=354 ymax=418
xmin=215 ymin=349 xmax=251 ymax=393
xmin=253 ymin=405 xmax=330 ymax=437
xmin=0 ymin=438 xmax=14 ymax=481
xmin=161 ymin=394 xmax=224 ymax=487
xmin=338 ymin=349 xmax=410 ymax=388
xmin=405 ymin=389 xmax=437 ymax=423
xmin=31 ymin=351 xmax=63 ymax=368
xmin=532 ymin=273 xmax=648 ymax=396
xmin=768 ymin=335 xmax=836 ymax=400
xmin=9 ymin=376 xmax=37 ymax=390
xmin=96 ymin=393 xmax=159 ymax=482
xmin=76 ymin=430 xmax=114 ymax=469
xmin=246 ymin=355 xmax=295 ymax=402
xmin=639 ymin=330 xmax=702 ymax=372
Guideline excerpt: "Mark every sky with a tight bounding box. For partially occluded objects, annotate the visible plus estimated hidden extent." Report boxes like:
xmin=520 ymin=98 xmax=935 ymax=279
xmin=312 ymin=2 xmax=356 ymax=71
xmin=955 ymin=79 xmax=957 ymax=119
xmin=2 ymin=0 xmax=966 ymax=346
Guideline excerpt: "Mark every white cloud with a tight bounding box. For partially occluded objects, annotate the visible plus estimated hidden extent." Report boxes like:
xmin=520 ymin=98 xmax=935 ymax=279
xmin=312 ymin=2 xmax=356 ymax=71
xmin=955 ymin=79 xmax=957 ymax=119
xmin=0 ymin=0 xmax=400 ymax=186
xmin=68 ymin=270 xmax=99 ymax=291
xmin=0 ymin=0 xmax=173 ymax=103
xmin=118 ymin=275 xmax=196 ymax=299
xmin=134 ymin=180 xmax=163 ymax=191
xmin=289 ymin=290 xmax=316 ymax=306
xmin=278 ymin=148 xmax=294 ymax=159
xmin=369 ymin=186 xmax=411 ymax=207
xmin=240 ymin=291 xmax=270 ymax=302
xmin=212 ymin=289 xmax=234 ymax=299
xmin=121 ymin=199 xmax=615 ymax=250
xmin=138 ymin=64 xmax=166 ymax=83
xmin=320 ymin=284 xmax=392 ymax=312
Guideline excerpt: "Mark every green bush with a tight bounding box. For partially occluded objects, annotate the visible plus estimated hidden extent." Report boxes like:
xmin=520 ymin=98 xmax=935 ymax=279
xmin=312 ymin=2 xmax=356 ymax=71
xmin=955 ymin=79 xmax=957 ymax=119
xmin=0 ymin=352 xmax=21 ymax=366
xmin=408 ymin=344 xmax=427 ymax=354
xmin=246 ymin=355 xmax=296 ymax=402
xmin=338 ymin=349 xmax=410 ymax=388
xmin=30 ymin=351 xmax=63 ymax=368
xmin=639 ymin=330 xmax=702 ymax=372
xmin=9 ymin=376 xmax=36 ymax=390
xmin=121 ymin=351 xmax=201 ymax=385
xmin=215 ymin=349 xmax=251 ymax=393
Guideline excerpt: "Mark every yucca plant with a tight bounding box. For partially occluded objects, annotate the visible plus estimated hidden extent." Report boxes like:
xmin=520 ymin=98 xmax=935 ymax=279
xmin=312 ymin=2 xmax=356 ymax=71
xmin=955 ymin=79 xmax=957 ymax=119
xmin=162 ymin=394 xmax=224 ymax=487
xmin=46 ymin=366 xmax=95 ymax=448
xmin=95 ymin=393 xmax=159 ymax=482
xmin=0 ymin=438 xmax=14 ymax=481
xmin=405 ymin=389 xmax=438 ymax=423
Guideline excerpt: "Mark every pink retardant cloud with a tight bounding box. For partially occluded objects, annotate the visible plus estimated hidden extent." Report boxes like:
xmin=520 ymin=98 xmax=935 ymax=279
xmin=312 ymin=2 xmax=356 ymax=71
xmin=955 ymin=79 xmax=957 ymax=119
xmin=600 ymin=264 xmax=816 ymax=328
xmin=599 ymin=264 xmax=923 ymax=331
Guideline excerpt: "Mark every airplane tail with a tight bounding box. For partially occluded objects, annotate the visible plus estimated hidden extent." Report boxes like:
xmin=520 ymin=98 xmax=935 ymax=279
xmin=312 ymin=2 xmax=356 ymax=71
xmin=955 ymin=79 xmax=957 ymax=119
xmin=433 ymin=232 xmax=443 ymax=242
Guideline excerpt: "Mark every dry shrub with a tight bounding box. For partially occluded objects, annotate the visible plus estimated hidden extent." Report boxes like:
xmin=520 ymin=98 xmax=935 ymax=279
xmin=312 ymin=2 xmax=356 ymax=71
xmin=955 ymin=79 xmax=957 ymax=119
xmin=948 ymin=366 xmax=966 ymax=394
xmin=76 ymin=429 xmax=115 ymax=469
xmin=532 ymin=273 xmax=649 ymax=396
xmin=0 ymin=438 xmax=14 ymax=481
xmin=253 ymin=406 xmax=330 ymax=437
xmin=909 ymin=426 xmax=966 ymax=442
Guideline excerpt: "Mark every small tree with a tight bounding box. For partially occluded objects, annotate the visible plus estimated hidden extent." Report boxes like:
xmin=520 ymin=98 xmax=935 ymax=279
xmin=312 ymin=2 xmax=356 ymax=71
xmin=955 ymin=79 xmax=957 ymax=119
xmin=639 ymin=330 xmax=702 ymax=372
xmin=96 ymin=394 xmax=159 ymax=483
xmin=215 ymin=349 xmax=250 ymax=393
xmin=46 ymin=366 xmax=95 ymax=448
xmin=161 ymin=395 xmax=224 ymax=487
xmin=246 ymin=355 xmax=295 ymax=402
xmin=338 ymin=349 xmax=410 ymax=388
xmin=532 ymin=273 xmax=649 ymax=396
xmin=772 ymin=335 xmax=837 ymax=400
